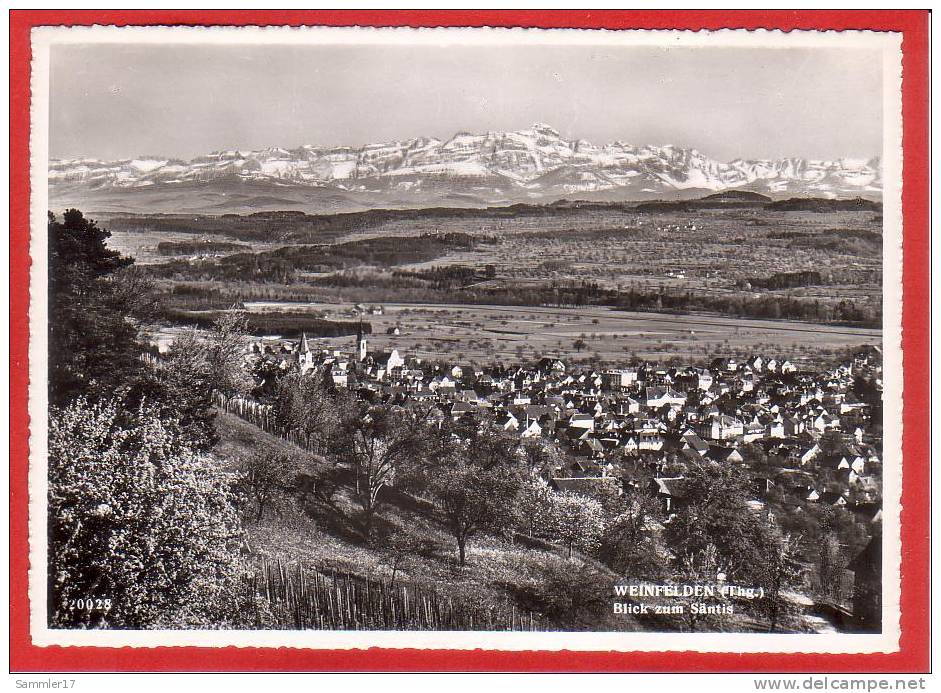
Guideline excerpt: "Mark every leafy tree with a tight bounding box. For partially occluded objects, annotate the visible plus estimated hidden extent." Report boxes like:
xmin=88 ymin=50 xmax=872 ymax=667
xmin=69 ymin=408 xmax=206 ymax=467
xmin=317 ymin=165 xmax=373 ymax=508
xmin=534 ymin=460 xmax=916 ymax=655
xmin=47 ymin=210 xmax=141 ymax=404
xmin=464 ymin=421 xmax=525 ymax=470
xmin=272 ymin=369 xmax=338 ymax=454
xmin=239 ymin=449 xmax=303 ymax=520
xmin=520 ymin=437 xmax=564 ymax=478
xmin=250 ymin=357 xmax=287 ymax=399
xmin=130 ymin=312 xmax=250 ymax=451
xmin=374 ymin=526 xmax=438 ymax=588
xmin=513 ymin=558 xmax=614 ymax=630
xmin=598 ymin=488 xmax=664 ymax=578
xmin=739 ymin=442 xmax=770 ymax=469
xmin=663 ymin=460 xmax=771 ymax=583
xmin=607 ymin=449 xmax=655 ymax=487
xmin=754 ymin=532 xmax=800 ymax=632
xmin=801 ymin=504 xmax=868 ymax=593
xmin=853 ymin=373 xmax=881 ymax=401
xmin=518 ymin=477 xmax=554 ymax=538
xmin=815 ymin=534 xmax=844 ymax=601
xmin=672 ymin=543 xmax=738 ymax=632
xmin=131 ymin=335 xmax=217 ymax=450
xmin=539 ymin=491 xmax=606 ymax=558
xmin=331 ymin=401 xmax=427 ymax=540
xmin=424 ymin=431 xmax=525 ymax=566
xmin=48 ymin=398 xmax=246 ymax=628
xmin=196 ymin=309 xmax=253 ymax=395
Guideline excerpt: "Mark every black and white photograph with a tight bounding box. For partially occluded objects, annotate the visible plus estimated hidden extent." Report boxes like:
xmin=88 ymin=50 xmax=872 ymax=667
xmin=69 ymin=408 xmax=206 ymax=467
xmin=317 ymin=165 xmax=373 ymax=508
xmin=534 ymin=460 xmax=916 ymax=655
xmin=29 ymin=25 xmax=903 ymax=651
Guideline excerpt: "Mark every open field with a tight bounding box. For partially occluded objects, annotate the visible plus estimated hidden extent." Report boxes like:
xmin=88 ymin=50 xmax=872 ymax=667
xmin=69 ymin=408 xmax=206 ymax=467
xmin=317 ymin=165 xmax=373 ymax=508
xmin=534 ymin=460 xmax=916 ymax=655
xmin=238 ymin=300 xmax=881 ymax=366
xmin=107 ymin=199 xmax=883 ymax=341
xmin=390 ymin=209 xmax=882 ymax=296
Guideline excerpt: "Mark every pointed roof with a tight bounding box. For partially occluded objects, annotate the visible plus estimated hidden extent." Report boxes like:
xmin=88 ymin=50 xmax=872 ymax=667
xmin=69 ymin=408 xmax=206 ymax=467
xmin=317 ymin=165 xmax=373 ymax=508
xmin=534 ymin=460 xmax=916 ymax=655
xmin=300 ymin=332 xmax=311 ymax=353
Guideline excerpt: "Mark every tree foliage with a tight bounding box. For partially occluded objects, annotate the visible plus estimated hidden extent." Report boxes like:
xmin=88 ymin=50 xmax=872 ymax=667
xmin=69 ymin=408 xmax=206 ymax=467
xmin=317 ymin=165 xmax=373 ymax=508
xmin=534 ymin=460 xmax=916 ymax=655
xmin=520 ymin=438 xmax=564 ymax=478
xmin=597 ymin=489 xmax=664 ymax=579
xmin=48 ymin=210 xmax=141 ymax=404
xmin=331 ymin=401 xmax=429 ymax=540
xmin=511 ymin=558 xmax=614 ymax=630
xmin=532 ymin=490 xmax=606 ymax=559
xmin=663 ymin=460 xmax=771 ymax=583
xmin=48 ymin=398 xmax=246 ymax=628
xmin=271 ymin=369 xmax=339 ymax=453
xmin=238 ymin=449 xmax=304 ymax=520
xmin=423 ymin=428 xmax=526 ymax=566
xmin=129 ymin=311 xmax=250 ymax=450
xmin=518 ymin=477 xmax=554 ymax=538
xmin=753 ymin=533 xmax=800 ymax=632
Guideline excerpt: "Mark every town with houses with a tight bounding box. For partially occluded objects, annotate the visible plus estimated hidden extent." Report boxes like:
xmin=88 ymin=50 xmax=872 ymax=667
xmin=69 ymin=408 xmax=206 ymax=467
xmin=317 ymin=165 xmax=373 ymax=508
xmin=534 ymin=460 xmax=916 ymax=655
xmin=247 ymin=325 xmax=883 ymax=526
xmin=237 ymin=321 xmax=884 ymax=629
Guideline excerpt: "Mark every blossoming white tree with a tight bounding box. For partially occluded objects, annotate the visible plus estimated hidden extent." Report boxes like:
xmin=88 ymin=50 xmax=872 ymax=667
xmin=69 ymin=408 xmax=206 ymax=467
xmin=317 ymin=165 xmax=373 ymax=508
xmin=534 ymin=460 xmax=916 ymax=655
xmin=48 ymin=398 xmax=246 ymax=628
xmin=539 ymin=491 xmax=606 ymax=559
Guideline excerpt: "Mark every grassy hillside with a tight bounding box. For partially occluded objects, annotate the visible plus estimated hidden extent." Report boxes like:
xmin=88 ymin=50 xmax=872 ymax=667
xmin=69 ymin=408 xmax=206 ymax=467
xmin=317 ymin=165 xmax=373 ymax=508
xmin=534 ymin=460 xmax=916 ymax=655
xmin=212 ymin=411 xmax=646 ymax=631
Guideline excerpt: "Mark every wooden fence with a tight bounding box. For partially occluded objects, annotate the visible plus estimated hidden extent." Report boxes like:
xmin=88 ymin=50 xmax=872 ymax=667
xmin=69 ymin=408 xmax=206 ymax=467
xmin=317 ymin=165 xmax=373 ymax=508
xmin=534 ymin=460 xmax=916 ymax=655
xmin=250 ymin=559 xmax=540 ymax=631
xmin=213 ymin=392 xmax=327 ymax=455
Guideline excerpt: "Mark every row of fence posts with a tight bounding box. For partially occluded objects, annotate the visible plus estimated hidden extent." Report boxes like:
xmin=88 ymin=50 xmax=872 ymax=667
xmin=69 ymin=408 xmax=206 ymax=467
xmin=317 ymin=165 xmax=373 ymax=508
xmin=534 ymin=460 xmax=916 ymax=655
xmin=212 ymin=391 xmax=326 ymax=455
xmin=250 ymin=559 xmax=539 ymax=632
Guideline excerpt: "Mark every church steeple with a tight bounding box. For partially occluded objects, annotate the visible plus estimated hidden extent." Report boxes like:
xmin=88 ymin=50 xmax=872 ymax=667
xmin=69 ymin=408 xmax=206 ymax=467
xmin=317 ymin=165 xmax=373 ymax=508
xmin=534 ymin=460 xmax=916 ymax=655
xmin=357 ymin=320 xmax=367 ymax=362
xmin=298 ymin=332 xmax=314 ymax=372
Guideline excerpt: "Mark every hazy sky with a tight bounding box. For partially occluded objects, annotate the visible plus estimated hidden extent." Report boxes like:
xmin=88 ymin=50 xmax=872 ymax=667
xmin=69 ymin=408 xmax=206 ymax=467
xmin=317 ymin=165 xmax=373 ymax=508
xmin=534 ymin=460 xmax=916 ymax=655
xmin=49 ymin=43 xmax=883 ymax=162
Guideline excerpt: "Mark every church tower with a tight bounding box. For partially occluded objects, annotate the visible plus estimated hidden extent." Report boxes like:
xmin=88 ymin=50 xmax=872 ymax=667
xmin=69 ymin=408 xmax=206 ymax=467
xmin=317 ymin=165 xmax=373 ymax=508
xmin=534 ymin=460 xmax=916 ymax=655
xmin=299 ymin=332 xmax=313 ymax=371
xmin=357 ymin=321 xmax=367 ymax=362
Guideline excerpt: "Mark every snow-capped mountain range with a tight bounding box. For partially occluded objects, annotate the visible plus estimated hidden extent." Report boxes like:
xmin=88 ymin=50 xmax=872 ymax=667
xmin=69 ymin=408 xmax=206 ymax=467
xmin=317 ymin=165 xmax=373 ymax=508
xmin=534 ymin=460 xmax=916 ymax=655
xmin=49 ymin=123 xmax=881 ymax=214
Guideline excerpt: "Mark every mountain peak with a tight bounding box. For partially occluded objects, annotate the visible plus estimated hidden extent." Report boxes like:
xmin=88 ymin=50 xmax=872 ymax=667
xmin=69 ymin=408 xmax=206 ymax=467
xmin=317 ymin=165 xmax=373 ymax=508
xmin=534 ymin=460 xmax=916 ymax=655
xmin=48 ymin=124 xmax=882 ymax=214
xmin=529 ymin=122 xmax=561 ymax=137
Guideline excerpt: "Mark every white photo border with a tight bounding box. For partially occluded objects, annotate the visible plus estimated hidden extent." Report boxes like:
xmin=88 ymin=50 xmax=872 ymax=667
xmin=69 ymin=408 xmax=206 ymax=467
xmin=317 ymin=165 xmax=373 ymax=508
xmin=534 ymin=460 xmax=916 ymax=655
xmin=28 ymin=24 xmax=904 ymax=653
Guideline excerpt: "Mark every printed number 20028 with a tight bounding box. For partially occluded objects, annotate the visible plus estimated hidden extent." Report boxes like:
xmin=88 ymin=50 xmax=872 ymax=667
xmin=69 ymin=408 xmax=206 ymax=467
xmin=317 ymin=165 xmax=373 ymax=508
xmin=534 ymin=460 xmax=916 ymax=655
xmin=68 ymin=597 xmax=112 ymax=611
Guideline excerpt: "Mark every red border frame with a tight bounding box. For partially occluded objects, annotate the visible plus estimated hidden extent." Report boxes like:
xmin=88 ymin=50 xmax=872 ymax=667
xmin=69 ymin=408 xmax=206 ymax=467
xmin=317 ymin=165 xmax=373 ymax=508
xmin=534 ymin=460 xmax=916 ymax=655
xmin=9 ymin=10 xmax=930 ymax=673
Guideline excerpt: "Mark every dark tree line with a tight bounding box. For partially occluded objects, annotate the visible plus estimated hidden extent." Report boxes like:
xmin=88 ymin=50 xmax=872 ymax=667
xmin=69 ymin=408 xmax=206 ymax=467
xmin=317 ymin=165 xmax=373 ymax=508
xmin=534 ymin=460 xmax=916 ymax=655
xmin=145 ymin=232 xmax=487 ymax=284
xmin=742 ymin=270 xmax=824 ymax=291
xmin=48 ymin=209 xmax=140 ymax=405
xmin=165 ymin=308 xmax=370 ymax=340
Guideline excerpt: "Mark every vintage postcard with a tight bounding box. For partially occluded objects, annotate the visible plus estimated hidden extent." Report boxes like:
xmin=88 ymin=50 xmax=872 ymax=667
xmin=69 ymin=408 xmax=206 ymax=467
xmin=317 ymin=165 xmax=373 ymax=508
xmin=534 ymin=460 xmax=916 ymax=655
xmin=21 ymin=20 xmax=915 ymax=661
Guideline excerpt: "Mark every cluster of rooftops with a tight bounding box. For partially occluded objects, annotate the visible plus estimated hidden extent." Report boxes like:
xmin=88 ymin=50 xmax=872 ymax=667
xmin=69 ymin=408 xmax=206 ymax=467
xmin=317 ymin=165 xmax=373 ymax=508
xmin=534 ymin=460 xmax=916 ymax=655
xmin=247 ymin=332 xmax=883 ymax=521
